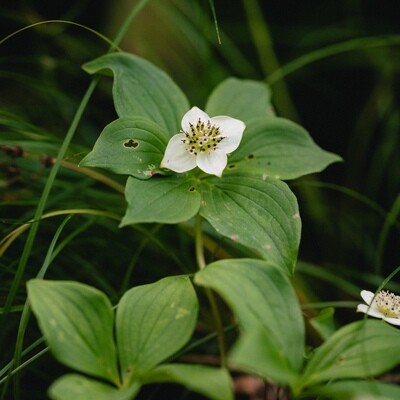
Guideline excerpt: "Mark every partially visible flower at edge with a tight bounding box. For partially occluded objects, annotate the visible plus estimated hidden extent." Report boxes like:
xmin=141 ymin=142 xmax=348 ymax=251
xmin=357 ymin=289 xmax=400 ymax=326
xmin=160 ymin=106 xmax=246 ymax=177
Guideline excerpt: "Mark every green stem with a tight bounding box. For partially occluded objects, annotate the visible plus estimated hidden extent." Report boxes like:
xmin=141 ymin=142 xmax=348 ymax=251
xmin=204 ymin=288 xmax=227 ymax=368
xmin=195 ymin=214 xmax=206 ymax=270
xmin=195 ymin=214 xmax=227 ymax=367
xmin=208 ymin=0 xmax=221 ymax=44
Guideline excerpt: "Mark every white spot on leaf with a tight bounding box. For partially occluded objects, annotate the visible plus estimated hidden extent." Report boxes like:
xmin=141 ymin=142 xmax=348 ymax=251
xmin=175 ymin=307 xmax=190 ymax=319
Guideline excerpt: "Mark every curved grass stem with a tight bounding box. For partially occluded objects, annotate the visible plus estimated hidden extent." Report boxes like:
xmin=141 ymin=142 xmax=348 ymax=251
xmin=0 ymin=1 xmax=152 ymax=399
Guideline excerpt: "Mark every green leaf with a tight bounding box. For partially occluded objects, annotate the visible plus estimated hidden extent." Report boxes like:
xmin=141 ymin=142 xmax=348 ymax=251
xmin=300 ymin=320 xmax=400 ymax=389
xmin=307 ymin=380 xmax=400 ymax=400
xmin=229 ymin=326 xmax=299 ymax=386
xmin=228 ymin=117 xmax=342 ymax=180
xmin=27 ymin=280 xmax=119 ymax=384
xmin=309 ymin=307 xmax=336 ymax=340
xmin=194 ymin=259 xmax=305 ymax=378
xmin=48 ymin=374 xmax=140 ymax=400
xmin=142 ymin=364 xmax=233 ymax=400
xmin=116 ymin=276 xmax=198 ymax=383
xmin=83 ymin=53 xmax=189 ymax=133
xmin=80 ymin=117 xmax=169 ymax=179
xmin=205 ymin=78 xmax=274 ymax=123
xmin=199 ymin=174 xmax=301 ymax=274
xmin=120 ymin=175 xmax=201 ymax=225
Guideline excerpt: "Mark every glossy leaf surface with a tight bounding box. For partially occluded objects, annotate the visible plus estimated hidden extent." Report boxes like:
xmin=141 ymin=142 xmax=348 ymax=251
xmin=116 ymin=276 xmax=198 ymax=383
xmin=199 ymin=174 xmax=301 ymax=274
xmin=80 ymin=117 xmax=169 ymax=179
xmin=48 ymin=374 xmax=140 ymax=400
xmin=143 ymin=364 xmax=233 ymax=400
xmin=228 ymin=117 xmax=342 ymax=180
xmin=300 ymin=320 xmax=400 ymax=388
xmin=83 ymin=53 xmax=189 ymax=133
xmin=195 ymin=259 xmax=305 ymax=382
xmin=27 ymin=280 xmax=119 ymax=384
xmin=120 ymin=175 xmax=201 ymax=225
xmin=205 ymin=77 xmax=274 ymax=123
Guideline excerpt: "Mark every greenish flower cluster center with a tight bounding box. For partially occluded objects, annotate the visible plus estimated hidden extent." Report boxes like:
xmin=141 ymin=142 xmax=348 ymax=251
xmin=182 ymin=119 xmax=225 ymax=156
xmin=375 ymin=290 xmax=400 ymax=318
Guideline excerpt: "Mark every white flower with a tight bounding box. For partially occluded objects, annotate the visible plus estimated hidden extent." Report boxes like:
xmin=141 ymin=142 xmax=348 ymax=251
xmin=357 ymin=289 xmax=400 ymax=326
xmin=160 ymin=106 xmax=245 ymax=177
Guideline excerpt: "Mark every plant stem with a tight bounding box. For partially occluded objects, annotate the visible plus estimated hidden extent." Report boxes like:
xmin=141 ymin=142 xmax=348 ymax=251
xmin=204 ymin=288 xmax=227 ymax=368
xmin=195 ymin=214 xmax=227 ymax=367
xmin=195 ymin=214 xmax=206 ymax=270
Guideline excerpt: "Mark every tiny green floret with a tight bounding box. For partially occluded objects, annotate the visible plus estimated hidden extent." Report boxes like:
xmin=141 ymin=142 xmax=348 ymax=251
xmin=183 ymin=119 xmax=225 ymax=156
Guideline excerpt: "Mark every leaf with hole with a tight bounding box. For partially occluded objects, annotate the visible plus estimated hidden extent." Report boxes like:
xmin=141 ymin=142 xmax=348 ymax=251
xmin=80 ymin=117 xmax=169 ymax=179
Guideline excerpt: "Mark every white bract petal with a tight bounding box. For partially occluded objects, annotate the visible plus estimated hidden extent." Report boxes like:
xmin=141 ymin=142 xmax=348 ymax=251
xmin=357 ymin=289 xmax=400 ymax=326
xmin=360 ymin=290 xmax=374 ymax=305
xmin=210 ymin=116 xmax=246 ymax=154
xmin=357 ymin=304 xmax=385 ymax=319
xmin=160 ymin=134 xmax=197 ymax=173
xmin=383 ymin=316 xmax=400 ymax=326
xmin=181 ymin=107 xmax=210 ymax=132
xmin=197 ymin=150 xmax=227 ymax=177
xmin=161 ymin=106 xmax=246 ymax=177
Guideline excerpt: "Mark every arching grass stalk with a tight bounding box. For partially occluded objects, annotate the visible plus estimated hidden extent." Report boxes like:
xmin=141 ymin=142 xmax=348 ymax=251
xmin=0 ymin=208 xmax=122 ymax=257
xmin=241 ymin=0 xmax=300 ymax=122
xmin=208 ymin=0 xmax=221 ymax=44
xmin=0 ymin=20 xmax=120 ymax=49
xmin=267 ymin=35 xmax=400 ymax=85
xmin=0 ymin=0 xmax=151 ymax=398
xmin=345 ymin=265 xmax=400 ymax=398
xmin=10 ymin=216 xmax=73 ymax=399
xmin=0 ymin=338 xmax=45 ymax=382
xmin=0 ymin=77 xmax=98 ymax=341
xmin=195 ymin=215 xmax=227 ymax=367
xmin=0 ymin=347 xmax=49 ymax=386
xmin=375 ymin=194 xmax=400 ymax=274
xmin=0 ymin=0 xmax=151 ymax=326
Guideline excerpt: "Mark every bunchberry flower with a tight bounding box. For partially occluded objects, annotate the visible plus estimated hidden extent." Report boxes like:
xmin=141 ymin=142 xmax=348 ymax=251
xmin=357 ymin=289 xmax=400 ymax=326
xmin=160 ymin=107 xmax=245 ymax=177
